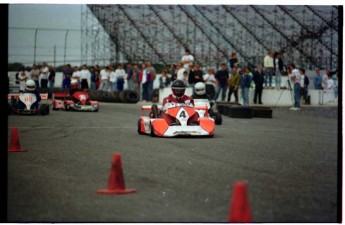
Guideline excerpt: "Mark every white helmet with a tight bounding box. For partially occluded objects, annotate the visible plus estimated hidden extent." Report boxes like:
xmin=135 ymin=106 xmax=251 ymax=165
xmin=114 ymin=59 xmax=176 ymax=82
xmin=25 ymin=79 xmax=36 ymax=92
xmin=70 ymin=79 xmax=79 ymax=90
xmin=194 ymin=82 xmax=206 ymax=95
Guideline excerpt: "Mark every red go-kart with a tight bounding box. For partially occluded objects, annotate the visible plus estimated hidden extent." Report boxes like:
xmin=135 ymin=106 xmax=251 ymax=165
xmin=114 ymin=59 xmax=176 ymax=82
xmin=52 ymin=91 xmax=99 ymax=112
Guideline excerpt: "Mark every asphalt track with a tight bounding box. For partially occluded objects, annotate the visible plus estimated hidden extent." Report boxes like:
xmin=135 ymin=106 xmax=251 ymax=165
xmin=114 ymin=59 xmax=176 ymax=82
xmin=7 ymin=103 xmax=339 ymax=222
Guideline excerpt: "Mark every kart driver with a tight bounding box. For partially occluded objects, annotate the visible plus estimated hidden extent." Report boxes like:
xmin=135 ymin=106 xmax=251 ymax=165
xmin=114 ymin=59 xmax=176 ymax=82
xmin=161 ymin=79 xmax=199 ymax=125
xmin=192 ymin=82 xmax=211 ymax=100
xmin=69 ymin=79 xmax=80 ymax=97
xmin=14 ymin=79 xmax=41 ymax=109
xmin=162 ymin=79 xmax=194 ymax=111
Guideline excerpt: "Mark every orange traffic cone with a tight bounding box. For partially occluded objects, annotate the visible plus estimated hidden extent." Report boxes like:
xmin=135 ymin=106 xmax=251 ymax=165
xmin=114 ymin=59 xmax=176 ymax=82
xmin=8 ymin=128 xmax=28 ymax=152
xmin=97 ymin=152 xmax=137 ymax=195
xmin=228 ymin=181 xmax=251 ymax=222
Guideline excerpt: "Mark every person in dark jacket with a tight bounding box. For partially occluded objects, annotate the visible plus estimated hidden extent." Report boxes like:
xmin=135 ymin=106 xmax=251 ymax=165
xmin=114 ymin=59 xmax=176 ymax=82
xmin=253 ymin=65 xmax=265 ymax=104
xmin=214 ymin=63 xmax=229 ymax=101
xmin=273 ymin=51 xmax=284 ymax=89
xmin=240 ymin=67 xmax=252 ymax=106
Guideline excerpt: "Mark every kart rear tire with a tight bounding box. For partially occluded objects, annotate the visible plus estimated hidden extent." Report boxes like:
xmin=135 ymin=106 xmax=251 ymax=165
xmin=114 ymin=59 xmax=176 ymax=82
xmin=151 ymin=104 xmax=159 ymax=118
xmin=65 ymin=104 xmax=70 ymax=111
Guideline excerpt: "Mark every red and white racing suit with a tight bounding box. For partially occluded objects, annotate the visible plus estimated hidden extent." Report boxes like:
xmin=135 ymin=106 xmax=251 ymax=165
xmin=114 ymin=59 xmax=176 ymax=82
xmin=161 ymin=94 xmax=199 ymax=125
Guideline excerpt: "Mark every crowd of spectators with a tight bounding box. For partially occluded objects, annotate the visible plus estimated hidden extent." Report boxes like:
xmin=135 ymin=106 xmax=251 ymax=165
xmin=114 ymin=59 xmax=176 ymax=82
xmin=15 ymin=48 xmax=339 ymax=107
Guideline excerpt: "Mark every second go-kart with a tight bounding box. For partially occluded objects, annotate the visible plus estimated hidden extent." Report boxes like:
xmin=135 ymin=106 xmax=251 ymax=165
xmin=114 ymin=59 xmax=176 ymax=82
xmin=52 ymin=91 xmax=99 ymax=112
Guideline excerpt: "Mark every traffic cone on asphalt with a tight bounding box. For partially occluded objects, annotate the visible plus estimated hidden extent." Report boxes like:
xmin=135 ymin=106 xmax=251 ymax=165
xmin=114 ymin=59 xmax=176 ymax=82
xmin=228 ymin=181 xmax=251 ymax=222
xmin=97 ymin=152 xmax=137 ymax=195
xmin=8 ymin=128 xmax=28 ymax=152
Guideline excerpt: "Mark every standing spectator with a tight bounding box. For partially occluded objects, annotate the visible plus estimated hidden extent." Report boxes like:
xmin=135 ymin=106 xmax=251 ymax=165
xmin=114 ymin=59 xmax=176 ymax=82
xmin=326 ymin=73 xmax=335 ymax=90
xmin=332 ymin=69 xmax=338 ymax=99
xmin=203 ymin=68 xmax=216 ymax=99
xmin=125 ymin=63 xmax=134 ymax=91
xmin=109 ymin=65 xmax=117 ymax=91
xmin=228 ymin=51 xmax=239 ymax=74
xmin=48 ymin=66 xmax=55 ymax=89
xmin=240 ymin=67 xmax=252 ymax=106
xmin=62 ymin=64 xmax=73 ymax=90
xmin=159 ymin=70 xmax=171 ymax=89
xmin=90 ymin=66 xmax=98 ymax=91
xmin=214 ymin=63 xmax=229 ymax=101
xmin=313 ymin=68 xmax=323 ymax=90
xmin=71 ymin=66 xmax=80 ymax=86
xmin=39 ymin=62 xmax=49 ymax=89
xmin=188 ymin=64 xmax=204 ymax=89
xmin=29 ymin=64 xmax=40 ymax=88
xmin=274 ymin=51 xmax=284 ymax=89
xmin=79 ymin=64 xmax=91 ymax=90
xmin=115 ymin=64 xmax=126 ymax=91
xmin=139 ymin=63 xmax=151 ymax=101
xmin=181 ymin=49 xmax=194 ymax=71
xmin=299 ymin=68 xmax=309 ymax=104
xmin=288 ymin=64 xmax=301 ymax=110
xmin=264 ymin=50 xmax=274 ymax=88
xmin=18 ymin=67 xmax=29 ymax=92
xmin=253 ymin=65 xmax=265 ymax=104
xmin=169 ymin=64 xmax=177 ymax=82
xmin=133 ymin=64 xmax=141 ymax=96
xmin=176 ymin=63 xmax=186 ymax=81
xmin=146 ymin=61 xmax=156 ymax=99
xmin=99 ymin=65 xmax=110 ymax=91
xmin=322 ymin=69 xmax=330 ymax=90
xmin=227 ymin=65 xmax=241 ymax=103
xmin=181 ymin=71 xmax=189 ymax=87
xmin=95 ymin=64 xmax=101 ymax=89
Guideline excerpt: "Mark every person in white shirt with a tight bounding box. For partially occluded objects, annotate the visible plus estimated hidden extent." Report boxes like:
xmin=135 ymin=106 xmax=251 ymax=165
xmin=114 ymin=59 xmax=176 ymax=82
xmin=263 ymin=50 xmax=274 ymax=88
xmin=114 ymin=64 xmax=126 ymax=91
xmin=176 ymin=63 xmax=186 ymax=81
xmin=181 ymin=49 xmax=194 ymax=71
xmin=29 ymin=64 xmax=40 ymax=88
xmin=71 ymin=66 xmax=80 ymax=85
xmin=321 ymin=70 xmax=330 ymax=90
xmin=39 ymin=62 xmax=49 ymax=88
xmin=326 ymin=75 xmax=334 ymax=90
xmin=109 ymin=66 xmax=117 ymax=91
xmin=288 ymin=64 xmax=301 ymax=110
xmin=99 ymin=66 xmax=110 ymax=91
xmin=203 ymin=68 xmax=216 ymax=99
xmin=79 ymin=64 xmax=91 ymax=90
xmin=18 ymin=67 xmax=29 ymax=92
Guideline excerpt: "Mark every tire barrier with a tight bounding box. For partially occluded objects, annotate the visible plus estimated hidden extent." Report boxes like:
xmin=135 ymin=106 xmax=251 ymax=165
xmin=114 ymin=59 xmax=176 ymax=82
xmin=251 ymin=106 xmax=273 ymax=118
xmin=88 ymin=90 xmax=140 ymax=104
xmin=218 ymin=103 xmax=273 ymax=119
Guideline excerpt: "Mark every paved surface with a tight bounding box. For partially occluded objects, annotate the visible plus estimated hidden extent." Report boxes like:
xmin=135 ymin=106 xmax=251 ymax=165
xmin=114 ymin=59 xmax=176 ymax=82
xmin=7 ymin=103 xmax=339 ymax=222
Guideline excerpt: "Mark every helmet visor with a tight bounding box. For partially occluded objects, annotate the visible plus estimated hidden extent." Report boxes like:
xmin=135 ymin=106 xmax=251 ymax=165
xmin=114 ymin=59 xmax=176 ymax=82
xmin=172 ymin=87 xmax=185 ymax=98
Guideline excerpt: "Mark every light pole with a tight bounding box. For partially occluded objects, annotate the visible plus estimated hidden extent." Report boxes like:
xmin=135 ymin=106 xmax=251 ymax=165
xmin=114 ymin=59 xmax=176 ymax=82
xmin=34 ymin=29 xmax=38 ymax=64
xmin=64 ymin=30 xmax=69 ymax=65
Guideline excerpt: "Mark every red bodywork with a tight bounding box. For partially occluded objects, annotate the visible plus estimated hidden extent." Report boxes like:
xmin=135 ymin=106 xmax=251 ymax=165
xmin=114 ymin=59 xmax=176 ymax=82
xmin=53 ymin=91 xmax=99 ymax=111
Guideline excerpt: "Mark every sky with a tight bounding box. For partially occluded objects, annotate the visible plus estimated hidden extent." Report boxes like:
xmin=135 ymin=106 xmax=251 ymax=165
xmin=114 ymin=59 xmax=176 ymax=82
xmin=9 ymin=4 xmax=84 ymax=66
xmin=8 ymin=2 xmax=344 ymax=67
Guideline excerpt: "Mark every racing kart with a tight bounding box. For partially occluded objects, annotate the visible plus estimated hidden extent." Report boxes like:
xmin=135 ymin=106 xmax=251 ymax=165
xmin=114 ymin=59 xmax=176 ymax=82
xmin=194 ymin=99 xmax=222 ymax=125
xmin=52 ymin=90 xmax=99 ymax=112
xmin=138 ymin=103 xmax=215 ymax=137
xmin=8 ymin=93 xmax=50 ymax=115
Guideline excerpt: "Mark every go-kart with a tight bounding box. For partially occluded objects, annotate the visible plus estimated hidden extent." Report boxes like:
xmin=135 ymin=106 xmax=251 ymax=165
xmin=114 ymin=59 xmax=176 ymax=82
xmin=52 ymin=90 xmax=99 ymax=112
xmin=138 ymin=103 xmax=215 ymax=137
xmin=8 ymin=93 xmax=50 ymax=115
xmin=194 ymin=98 xmax=222 ymax=125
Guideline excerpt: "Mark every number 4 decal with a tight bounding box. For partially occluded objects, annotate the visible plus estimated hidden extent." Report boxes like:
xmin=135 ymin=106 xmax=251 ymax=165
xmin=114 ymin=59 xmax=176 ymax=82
xmin=179 ymin=110 xmax=186 ymax=118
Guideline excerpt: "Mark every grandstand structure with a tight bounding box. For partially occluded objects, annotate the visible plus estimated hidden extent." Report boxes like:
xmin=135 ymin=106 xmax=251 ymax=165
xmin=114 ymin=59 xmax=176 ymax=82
xmin=81 ymin=5 xmax=340 ymax=70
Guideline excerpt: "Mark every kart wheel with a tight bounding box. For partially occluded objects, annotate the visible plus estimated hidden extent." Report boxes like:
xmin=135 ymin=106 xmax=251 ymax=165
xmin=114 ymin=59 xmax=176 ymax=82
xmin=151 ymin=104 xmax=159 ymax=118
xmin=65 ymin=104 xmax=70 ymax=111
xmin=214 ymin=112 xmax=222 ymax=125
xmin=40 ymin=104 xmax=50 ymax=115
